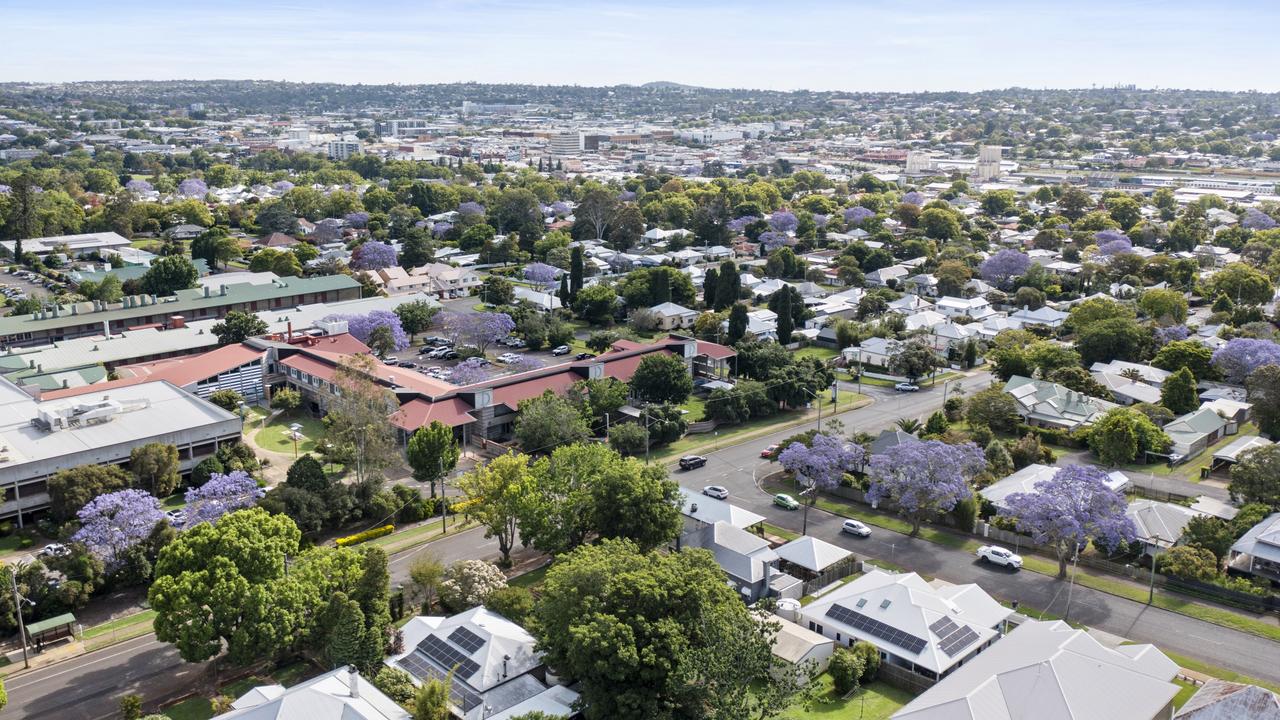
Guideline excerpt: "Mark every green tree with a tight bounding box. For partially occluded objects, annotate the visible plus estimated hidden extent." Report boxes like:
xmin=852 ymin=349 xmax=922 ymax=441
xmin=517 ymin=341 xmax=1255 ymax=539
xmin=1083 ymin=408 xmax=1172 ymax=466
xmin=486 ymin=586 xmax=535 ymax=625
xmin=130 ymin=443 xmax=181 ymax=498
xmin=569 ymin=245 xmax=584 ymax=298
xmin=1229 ymin=444 xmax=1280 ymax=509
xmin=1158 ymin=546 xmax=1219 ymax=581
xmin=208 ymin=389 xmax=244 ymax=411
xmin=1181 ymin=515 xmax=1234 ymax=567
xmin=630 ymin=353 xmax=693 ymax=405
xmin=715 ymin=260 xmax=741 ymax=310
xmin=889 ymin=339 xmax=941 ymax=383
xmin=567 ymin=377 xmax=630 ymax=433
xmin=589 ymin=460 xmax=682 ymax=551
xmin=456 ymin=453 xmax=528 ymax=564
xmin=480 ymin=275 xmax=514 ymax=305
xmin=326 ymin=355 xmax=397 ymax=484
xmin=919 ymin=207 xmax=962 ymax=240
xmin=119 ymin=694 xmax=143 ymax=720
xmin=1160 ymin=367 xmax=1199 ymax=415
xmin=413 ymin=672 xmax=452 ymax=720
xmin=1138 ymin=288 xmax=1188 ymax=324
xmin=608 ymin=422 xmax=649 ymax=456
xmin=514 ymin=390 xmax=591 ymax=453
xmin=1246 ymin=364 xmax=1280 ymax=437
xmin=1066 ymin=297 xmax=1134 ymax=332
xmin=572 ymin=283 xmax=617 ymax=325
xmin=367 ymin=325 xmax=397 ymax=357
xmin=1076 ymin=317 xmax=1146 ymax=365
xmin=211 ymin=310 xmax=269 ymax=346
xmin=48 ymin=464 xmax=132 ymax=522
xmin=324 ymin=592 xmax=379 ymax=672
xmin=271 ymin=387 xmax=301 ymax=411
xmin=829 ymin=646 xmax=867 ymax=694
xmin=394 ymin=300 xmax=438 ymax=340
xmin=1208 ymin=263 xmax=1272 ymax=305
xmin=966 ymin=387 xmax=1021 ymax=433
xmin=1152 ymin=340 xmax=1216 ymax=380
xmin=727 ymin=303 xmax=749 ymax=344
xmin=406 ymin=421 xmax=459 ymax=498
xmin=410 ymin=553 xmax=445 ymax=614
xmin=140 ymin=256 xmax=199 ymax=295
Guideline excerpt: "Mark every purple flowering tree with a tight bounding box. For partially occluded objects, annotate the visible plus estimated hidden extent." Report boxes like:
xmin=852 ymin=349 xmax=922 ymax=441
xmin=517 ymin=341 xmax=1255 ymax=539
xmin=550 ymin=201 xmax=571 ymax=216
xmin=457 ymin=201 xmax=486 ymax=218
xmin=71 ymin=489 xmax=165 ymax=570
xmin=779 ymin=433 xmax=864 ymax=532
xmin=617 ymin=190 xmax=637 ymax=202
xmin=901 ymin=191 xmax=924 ymax=206
xmin=450 ymin=357 xmax=494 ymax=385
xmin=979 ymin=249 xmax=1032 ymax=288
xmin=439 ymin=311 xmax=516 ymax=353
xmin=867 ymin=440 xmax=986 ymax=535
xmin=344 ymin=211 xmax=369 ymax=228
xmin=769 ymin=210 xmax=799 ymax=234
xmin=1212 ymin=338 xmax=1280 ymax=384
xmin=523 ymin=262 xmax=560 ymax=287
xmin=273 ymin=180 xmax=295 ymax=193
xmin=432 ymin=221 xmax=453 ymax=237
xmin=1154 ymin=325 xmax=1190 ymax=346
xmin=1001 ymin=464 xmax=1137 ymax=577
xmin=326 ymin=310 xmax=410 ymax=351
xmin=178 ymin=178 xmax=208 ymax=197
xmin=757 ymin=232 xmax=788 ymax=253
xmin=727 ymin=216 xmax=758 ymax=234
xmin=0 ymin=185 xmax=9 ymax=194
xmin=1243 ymin=208 xmax=1278 ymax=231
xmin=844 ymin=206 xmax=875 ymax=227
xmin=125 ymin=179 xmax=154 ymax=193
xmin=812 ymin=213 xmax=829 ymax=228
xmin=351 ymin=241 xmax=397 ymax=270
xmin=1095 ymin=230 xmax=1133 ymax=256
xmin=184 ymin=471 xmax=261 ymax=526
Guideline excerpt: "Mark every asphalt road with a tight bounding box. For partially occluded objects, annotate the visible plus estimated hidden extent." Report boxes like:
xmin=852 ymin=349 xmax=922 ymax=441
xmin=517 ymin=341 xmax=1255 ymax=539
xmin=672 ymin=376 xmax=1280 ymax=683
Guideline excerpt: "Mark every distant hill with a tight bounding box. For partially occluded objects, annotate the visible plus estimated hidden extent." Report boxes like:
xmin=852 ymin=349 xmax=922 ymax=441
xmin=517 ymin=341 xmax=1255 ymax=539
xmin=642 ymin=81 xmax=702 ymax=90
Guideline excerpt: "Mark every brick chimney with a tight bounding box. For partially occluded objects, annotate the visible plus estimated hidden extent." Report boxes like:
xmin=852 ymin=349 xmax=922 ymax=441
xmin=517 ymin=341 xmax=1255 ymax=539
xmin=169 ymin=315 xmax=185 ymax=329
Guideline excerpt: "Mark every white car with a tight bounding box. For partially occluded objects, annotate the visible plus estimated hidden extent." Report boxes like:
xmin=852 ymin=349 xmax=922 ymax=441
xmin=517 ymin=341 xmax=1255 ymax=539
xmin=497 ymin=353 xmax=522 ymax=364
xmin=840 ymin=519 xmax=872 ymax=537
xmin=38 ymin=542 xmax=70 ymax=558
xmin=976 ymin=545 xmax=1023 ymax=569
xmin=894 ymin=382 xmax=920 ymax=392
xmin=551 ymin=345 xmax=571 ymax=356
xmin=702 ymin=485 xmax=729 ymax=500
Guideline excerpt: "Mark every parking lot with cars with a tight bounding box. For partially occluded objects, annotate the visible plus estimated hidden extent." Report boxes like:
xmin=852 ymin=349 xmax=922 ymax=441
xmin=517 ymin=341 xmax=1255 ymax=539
xmin=379 ymin=335 xmax=597 ymax=386
xmin=2 ymin=267 xmax=53 ymax=304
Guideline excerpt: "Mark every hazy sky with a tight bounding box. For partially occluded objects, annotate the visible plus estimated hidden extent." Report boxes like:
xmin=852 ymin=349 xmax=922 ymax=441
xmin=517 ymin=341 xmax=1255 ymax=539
xmin=5 ymin=0 xmax=1279 ymax=92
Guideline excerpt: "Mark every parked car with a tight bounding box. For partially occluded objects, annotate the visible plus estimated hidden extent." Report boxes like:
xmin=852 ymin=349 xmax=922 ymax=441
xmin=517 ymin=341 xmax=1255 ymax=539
xmin=976 ymin=545 xmax=1023 ymax=569
xmin=841 ymin=519 xmax=872 ymax=537
xmin=551 ymin=345 xmax=571 ymax=356
xmin=702 ymin=485 xmax=729 ymax=500
xmin=773 ymin=493 xmax=800 ymax=510
xmin=166 ymin=509 xmax=187 ymax=527
xmin=497 ymin=353 xmax=523 ymax=364
xmin=38 ymin=543 xmax=70 ymax=558
xmin=894 ymin=382 xmax=920 ymax=392
xmin=425 ymin=336 xmax=452 ymax=347
xmin=678 ymin=455 xmax=708 ymax=471
xmin=760 ymin=443 xmax=780 ymax=458
xmin=574 ymin=352 xmax=596 ymax=360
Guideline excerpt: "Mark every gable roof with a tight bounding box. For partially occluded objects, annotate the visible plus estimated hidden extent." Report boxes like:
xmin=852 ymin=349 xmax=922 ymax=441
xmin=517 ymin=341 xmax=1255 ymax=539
xmin=1126 ymin=498 xmax=1204 ymax=546
xmin=216 ymin=667 xmax=409 ymax=720
xmin=1174 ymin=679 xmax=1280 ymax=720
xmin=981 ymin=464 xmax=1131 ymax=511
xmin=1004 ymin=376 xmax=1116 ymax=427
xmin=1232 ymin=512 xmax=1280 ymax=563
xmin=678 ymin=487 xmax=766 ymax=529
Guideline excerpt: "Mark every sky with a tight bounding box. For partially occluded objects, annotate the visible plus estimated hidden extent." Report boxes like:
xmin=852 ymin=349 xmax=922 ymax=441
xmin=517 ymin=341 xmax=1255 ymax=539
xmin=5 ymin=0 xmax=1280 ymax=92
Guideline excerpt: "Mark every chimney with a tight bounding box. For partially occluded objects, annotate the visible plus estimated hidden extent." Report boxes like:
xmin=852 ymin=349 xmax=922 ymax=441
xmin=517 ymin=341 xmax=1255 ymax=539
xmin=204 ymin=286 xmax=211 ymax=298
xmin=52 ymin=305 xmax=60 ymax=318
xmin=346 ymin=666 xmax=359 ymax=698
xmin=102 ymin=320 xmax=110 ymax=338
xmin=690 ymin=503 xmax=698 ymax=514
xmin=220 ymin=285 xmax=227 ymax=296
xmin=170 ymin=315 xmax=185 ymax=329
xmin=287 ymin=321 xmax=293 ymax=342
xmin=71 ymin=305 xmax=78 ymax=315
xmin=502 ymin=654 xmax=511 ymax=679
xmin=150 ymin=294 xmax=157 ymax=304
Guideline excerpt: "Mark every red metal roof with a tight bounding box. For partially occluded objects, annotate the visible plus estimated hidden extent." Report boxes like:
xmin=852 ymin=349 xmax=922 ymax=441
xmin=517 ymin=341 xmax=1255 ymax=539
xmin=120 ymin=343 xmax=266 ymax=387
xmin=490 ymin=369 xmax=582 ymax=410
xmin=280 ymin=353 xmax=337 ymax=383
xmin=696 ymin=340 xmax=736 ymax=360
xmin=390 ymin=397 xmax=476 ymax=430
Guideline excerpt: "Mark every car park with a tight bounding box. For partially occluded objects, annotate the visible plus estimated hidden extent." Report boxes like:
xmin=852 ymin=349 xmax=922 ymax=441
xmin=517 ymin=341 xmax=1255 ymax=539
xmin=551 ymin=345 xmax=571 ymax=356
xmin=678 ymin=455 xmax=707 ymax=470
xmin=894 ymin=382 xmax=920 ymax=392
xmin=702 ymin=485 xmax=729 ymax=499
xmin=773 ymin=493 xmax=800 ymax=510
xmin=976 ymin=545 xmax=1023 ymax=569
xmin=841 ymin=519 xmax=872 ymax=537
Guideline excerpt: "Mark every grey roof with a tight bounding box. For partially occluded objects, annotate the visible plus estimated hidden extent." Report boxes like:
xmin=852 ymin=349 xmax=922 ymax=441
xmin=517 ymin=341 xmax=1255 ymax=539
xmin=1004 ymin=376 xmax=1116 ymax=428
xmin=1174 ymin=679 xmax=1280 ymax=720
xmin=774 ymin=536 xmax=851 ymax=573
xmin=216 ymin=667 xmax=409 ymax=720
xmin=1213 ymin=435 xmax=1273 ymax=463
xmin=1231 ymin=512 xmax=1280 ymax=565
xmin=1126 ymin=499 xmax=1204 ymax=546
xmin=981 ymin=464 xmax=1130 ymax=511
xmin=1093 ymin=372 xmax=1162 ymax=404
xmin=678 ymin=487 xmax=766 ymax=529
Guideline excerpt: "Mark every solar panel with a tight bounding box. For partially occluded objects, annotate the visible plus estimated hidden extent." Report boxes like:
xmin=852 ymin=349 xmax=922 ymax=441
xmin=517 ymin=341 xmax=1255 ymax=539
xmin=398 ymin=653 xmax=483 ymax=712
xmin=449 ymin=626 xmax=486 ymax=654
xmin=825 ymin=604 xmax=927 ymax=655
xmin=928 ymin=617 xmax=959 ymax=639
xmin=940 ymin=626 xmax=980 ymax=657
xmin=418 ymin=634 xmax=481 ymax=680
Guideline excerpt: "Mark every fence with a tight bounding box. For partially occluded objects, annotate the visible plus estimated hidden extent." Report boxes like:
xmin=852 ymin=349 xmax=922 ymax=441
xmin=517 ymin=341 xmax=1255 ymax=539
xmin=875 ymin=661 xmax=937 ymax=695
xmin=687 ymin=420 xmax=720 ymax=435
xmin=799 ymin=556 xmax=860 ymax=597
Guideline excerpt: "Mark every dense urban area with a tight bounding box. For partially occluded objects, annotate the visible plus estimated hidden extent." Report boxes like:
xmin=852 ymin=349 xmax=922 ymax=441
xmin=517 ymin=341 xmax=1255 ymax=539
xmin=0 ymin=79 xmax=1279 ymax=720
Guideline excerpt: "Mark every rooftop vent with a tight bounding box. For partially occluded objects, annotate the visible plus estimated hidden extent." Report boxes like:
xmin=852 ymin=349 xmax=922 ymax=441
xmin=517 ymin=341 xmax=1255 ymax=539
xmin=880 ymin=599 xmax=892 ymax=609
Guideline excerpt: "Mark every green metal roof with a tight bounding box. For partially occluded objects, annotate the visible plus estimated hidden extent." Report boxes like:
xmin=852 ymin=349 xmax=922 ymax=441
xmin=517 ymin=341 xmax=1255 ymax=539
xmin=25 ymin=612 xmax=76 ymax=636
xmin=0 ymin=274 xmax=360 ymax=335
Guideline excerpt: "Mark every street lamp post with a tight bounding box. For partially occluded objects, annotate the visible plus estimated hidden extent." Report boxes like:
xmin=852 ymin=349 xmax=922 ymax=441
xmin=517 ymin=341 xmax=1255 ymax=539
xmin=1147 ymin=535 xmax=1167 ymax=604
xmin=287 ymin=423 xmax=304 ymax=458
xmin=8 ymin=559 xmax=33 ymax=669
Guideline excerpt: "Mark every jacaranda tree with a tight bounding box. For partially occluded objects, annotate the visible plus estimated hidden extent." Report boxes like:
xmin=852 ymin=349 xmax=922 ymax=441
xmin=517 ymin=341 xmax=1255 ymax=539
xmin=867 ymin=440 xmax=986 ymax=535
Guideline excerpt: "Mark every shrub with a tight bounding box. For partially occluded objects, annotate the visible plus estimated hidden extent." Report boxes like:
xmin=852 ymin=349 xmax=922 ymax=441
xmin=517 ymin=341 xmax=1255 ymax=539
xmin=829 ymin=647 xmax=867 ymax=694
xmin=335 ymin=524 xmax=394 ymax=547
xmin=372 ymin=666 xmax=417 ymax=705
xmin=439 ymin=559 xmax=507 ymax=610
xmin=851 ymin=640 xmax=881 ymax=683
xmin=486 ymin=586 xmax=535 ymax=625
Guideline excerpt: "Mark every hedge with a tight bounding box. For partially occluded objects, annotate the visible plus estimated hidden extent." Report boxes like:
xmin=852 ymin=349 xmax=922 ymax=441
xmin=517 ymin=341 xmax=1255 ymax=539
xmin=336 ymin=524 xmax=394 ymax=547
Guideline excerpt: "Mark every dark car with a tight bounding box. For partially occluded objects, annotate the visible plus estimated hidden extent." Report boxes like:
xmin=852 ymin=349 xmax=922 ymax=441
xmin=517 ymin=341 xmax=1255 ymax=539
xmin=574 ymin=352 xmax=596 ymax=360
xmin=678 ymin=455 xmax=708 ymax=471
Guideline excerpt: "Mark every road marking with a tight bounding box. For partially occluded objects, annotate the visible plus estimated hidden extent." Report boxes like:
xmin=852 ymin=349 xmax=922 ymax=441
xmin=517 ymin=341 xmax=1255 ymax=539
xmin=8 ymin=635 xmax=162 ymax=690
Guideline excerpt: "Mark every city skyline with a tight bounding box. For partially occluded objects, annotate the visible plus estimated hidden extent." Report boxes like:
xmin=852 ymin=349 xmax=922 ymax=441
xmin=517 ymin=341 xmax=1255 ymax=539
xmin=4 ymin=0 xmax=1280 ymax=92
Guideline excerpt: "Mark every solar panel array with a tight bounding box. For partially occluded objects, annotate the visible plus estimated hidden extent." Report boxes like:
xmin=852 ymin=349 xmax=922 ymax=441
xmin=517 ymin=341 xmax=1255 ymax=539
xmin=825 ymin=604 xmax=927 ymax=655
xmin=928 ymin=616 xmax=959 ymax=639
xmin=419 ymin=633 xmax=481 ymax=680
xmin=449 ymin=626 xmax=486 ymax=654
xmin=939 ymin=626 xmax=980 ymax=657
xmin=397 ymin=653 xmax=483 ymax=712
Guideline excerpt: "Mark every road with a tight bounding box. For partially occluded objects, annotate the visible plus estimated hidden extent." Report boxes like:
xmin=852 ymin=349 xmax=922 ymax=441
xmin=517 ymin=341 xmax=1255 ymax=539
xmin=4 ymin=526 xmax=507 ymax=720
xmin=672 ymin=376 xmax=1280 ymax=683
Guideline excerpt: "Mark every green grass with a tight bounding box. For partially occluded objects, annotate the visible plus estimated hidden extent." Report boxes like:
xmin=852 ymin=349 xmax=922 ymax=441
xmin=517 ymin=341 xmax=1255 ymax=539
xmin=372 ymin=518 xmax=477 ymax=555
xmin=160 ymin=493 xmax=187 ymax=510
xmin=794 ymin=346 xmax=839 ymax=363
xmin=509 ymin=564 xmax=551 ymax=589
xmin=1165 ymin=651 xmax=1280 ymax=695
xmin=762 ymin=522 xmax=801 ymax=542
xmin=251 ymin=413 xmax=325 ymax=455
xmin=83 ymin=609 xmax=156 ymax=640
xmin=783 ymin=677 xmax=912 ymax=720
xmin=1172 ymin=679 xmax=1199 ymax=709
xmin=163 ymin=697 xmax=214 ymax=720
xmin=681 ymin=395 xmax=707 ymax=422
xmin=1124 ymin=422 xmax=1257 ymax=481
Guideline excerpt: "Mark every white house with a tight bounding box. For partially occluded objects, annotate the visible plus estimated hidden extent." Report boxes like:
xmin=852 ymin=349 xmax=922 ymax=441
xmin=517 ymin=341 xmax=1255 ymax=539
xmin=1008 ymin=305 xmax=1069 ymax=328
xmin=214 ymin=666 xmax=409 ymax=720
xmin=843 ymin=337 xmax=902 ymax=368
xmin=980 ymin=463 xmax=1131 ymax=513
xmin=648 ymin=302 xmax=699 ymax=330
xmin=1127 ymin=498 xmax=1209 ymax=556
xmin=1004 ymin=376 xmax=1117 ymax=430
xmin=1229 ymin=512 xmax=1280 ymax=583
xmin=935 ymin=296 xmax=997 ymax=320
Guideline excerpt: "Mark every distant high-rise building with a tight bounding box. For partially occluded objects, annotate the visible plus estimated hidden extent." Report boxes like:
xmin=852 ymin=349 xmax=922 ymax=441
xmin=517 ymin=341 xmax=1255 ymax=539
xmin=905 ymin=151 xmax=935 ymax=174
xmin=548 ymin=131 xmax=581 ymax=156
xmin=327 ymin=140 xmax=361 ymax=160
xmin=976 ymin=145 xmax=1003 ymax=181
xmin=378 ymin=119 xmax=433 ymax=137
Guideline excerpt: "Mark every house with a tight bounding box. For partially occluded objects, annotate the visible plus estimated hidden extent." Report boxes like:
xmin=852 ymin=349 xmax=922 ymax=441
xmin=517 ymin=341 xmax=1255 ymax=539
xmin=390 ymin=607 xmax=579 ymax=720
xmin=1126 ymin=499 xmax=1208 ymax=556
xmin=648 ymin=302 xmax=699 ymax=330
xmin=888 ymin=295 xmax=934 ymax=314
xmin=1210 ymin=435 xmax=1273 ymax=474
xmin=1201 ymin=397 xmax=1252 ymax=425
xmin=1229 ymin=512 xmax=1280 ymax=583
xmin=368 ymin=266 xmax=434 ymax=295
xmin=1174 ymin=679 xmax=1280 ymax=720
xmin=0 ymin=231 xmax=131 ymax=258
xmin=935 ymin=296 xmax=996 ymax=320
xmin=843 ymin=337 xmax=902 ymax=369
xmin=723 ymin=309 xmax=777 ymax=341
xmin=981 ymin=463 xmax=1130 ymax=514
xmin=866 ymin=265 xmax=910 ymax=288
xmin=163 ymin=224 xmax=207 ymax=240
xmin=903 ymin=310 xmax=947 ymax=332
xmin=1004 ymin=376 xmax=1117 ymax=430
xmin=1094 ymin=371 xmax=1163 ymax=405
xmin=798 ymin=570 xmax=1012 ymax=683
xmin=682 ymin=520 xmax=799 ymax=602
xmin=1008 ymin=305 xmax=1068 ymax=328
xmin=213 ymin=666 xmax=409 ymax=720
xmin=868 ymin=429 xmax=917 ymax=457
xmin=257 ymin=232 xmax=299 ymax=248
xmin=677 ymin=487 xmax=765 ymax=536
xmin=411 ymin=263 xmax=482 ymax=298
xmin=512 ymin=286 xmax=562 ymax=311
xmin=891 ymin=619 xmax=1180 ymax=720
xmin=905 ymin=273 xmax=939 ymax=297
xmin=773 ymin=536 xmax=854 ymax=579
xmin=1164 ymin=407 xmax=1230 ymax=460
xmin=1089 ymin=361 xmax=1170 ymax=387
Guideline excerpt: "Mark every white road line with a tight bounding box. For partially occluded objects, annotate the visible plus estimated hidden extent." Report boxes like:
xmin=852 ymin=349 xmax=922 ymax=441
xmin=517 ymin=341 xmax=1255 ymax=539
xmin=8 ymin=635 xmax=162 ymax=690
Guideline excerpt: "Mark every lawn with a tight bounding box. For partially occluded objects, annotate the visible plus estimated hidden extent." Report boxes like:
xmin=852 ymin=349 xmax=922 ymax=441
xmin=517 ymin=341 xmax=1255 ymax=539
xmin=250 ymin=413 xmax=325 ymax=456
xmin=509 ymin=563 xmax=552 ymax=589
xmin=163 ymin=661 xmax=320 ymax=720
xmin=681 ymin=395 xmax=707 ymax=422
xmin=783 ymin=676 xmax=912 ymax=720
xmin=794 ymin=346 xmax=839 ymax=363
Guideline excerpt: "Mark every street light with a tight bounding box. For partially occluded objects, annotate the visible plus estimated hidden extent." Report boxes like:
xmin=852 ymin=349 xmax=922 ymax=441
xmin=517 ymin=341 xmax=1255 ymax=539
xmin=1064 ymin=544 xmax=1082 ymax=623
xmin=8 ymin=557 xmax=35 ymax=669
xmin=287 ymin=422 xmax=304 ymax=458
xmin=1147 ymin=534 xmax=1168 ymax=604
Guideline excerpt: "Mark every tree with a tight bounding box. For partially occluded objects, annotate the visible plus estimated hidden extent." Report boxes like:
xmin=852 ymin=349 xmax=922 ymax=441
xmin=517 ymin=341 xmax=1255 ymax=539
xmin=1181 ymin=515 xmax=1234 ymax=567
xmin=480 ymin=274 xmax=515 ymax=305
xmin=413 ymin=674 xmax=452 ymax=720
xmin=919 ymin=207 xmax=962 ymax=240
xmin=184 ymin=471 xmax=261 ymax=526
xmin=630 ymin=353 xmax=693 ymax=405
xmin=71 ymin=489 xmax=165 ymax=571
xmin=1161 ymin=367 xmax=1200 ymax=415
xmin=140 ymin=256 xmax=198 ymax=295
xmin=457 ymin=454 xmax=527 ymax=564
xmin=324 ymin=593 xmax=379 ymax=671
xmin=271 ymin=387 xmax=301 ymax=411
xmin=569 ymin=245 xmax=584 ymax=298
xmin=1076 ymin=317 xmax=1146 ymax=365
xmin=120 ymin=694 xmax=143 ymax=720
xmin=1207 ymin=263 xmax=1272 ymax=306
xmin=572 ymin=283 xmax=617 ymax=325
xmin=1066 ymin=297 xmax=1134 ymax=332
xmin=350 ymin=241 xmax=397 ymax=270
xmin=48 ymin=464 xmax=133 ymax=523
xmin=249 ymin=247 xmax=302 ymax=276
xmin=439 ymin=311 xmax=515 ymax=353
xmin=514 ymin=390 xmax=591 ymax=453
xmin=1159 ymin=546 xmax=1219 ymax=581
xmin=373 ymin=666 xmax=418 ymax=706
xmin=1138 ymin=288 xmax=1189 ymax=324
xmin=829 ymin=647 xmax=867 ymax=694
xmin=255 ymin=201 xmax=299 ymax=235
xmin=588 ymin=458 xmax=682 ymax=551
xmin=487 ymin=586 xmax=535 ymax=626
xmin=1001 ymin=464 xmax=1137 ymax=577
xmin=406 ymin=421 xmax=459 ymax=498
xmin=1212 ymin=338 xmax=1280 ymax=384
xmin=1082 ymin=408 xmax=1172 ymax=466
xmin=979 ymin=249 xmax=1030 ymax=288
xmin=409 ymin=553 xmax=445 ymax=614
xmin=1246 ymin=364 xmax=1280 ymax=437
xmin=130 ymin=443 xmax=181 ymax=498
xmin=1229 ymin=444 xmax=1280 ymax=509
xmin=211 ymin=310 xmax=268 ymax=346
xmin=1153 ymin=340 xmax=1216 ymax=380
xmin=532 ymin=539 xmax=774 ymax=720
xmin=326 ymin=354 xmax=397 ymax=484
xmin=889 ymin=338 xmax=941 ymax=384
xmin=727 ymin=303 xmax=749 ymax=344
xmin=208 ymin=389 xmax=244 ymax=411
xmin=773 ymin=289 xmax=794 ymax=344
xmin=715 ymin=260 xmax=741 ymax=310
xmin=867 ymin=440 xmax=986 ymax=535
xmin=609 ymin=422 xmax=649 ymax=456
xmin=394 ymin=300 xmax=438 ymax=340
xmin=1046 ymin=366 xmax=1113 ymax=401
xmin=439 ymin=559 xmax=507 ymax=610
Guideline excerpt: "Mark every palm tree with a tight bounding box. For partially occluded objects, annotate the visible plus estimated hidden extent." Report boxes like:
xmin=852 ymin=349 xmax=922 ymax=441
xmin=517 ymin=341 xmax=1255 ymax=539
xmin=896 ymin=417 xmax=923 ymax=434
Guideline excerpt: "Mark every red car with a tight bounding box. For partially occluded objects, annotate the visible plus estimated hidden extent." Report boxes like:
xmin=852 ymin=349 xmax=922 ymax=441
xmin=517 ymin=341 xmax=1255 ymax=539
xmin=761 ymin=444 xmax=780 ymax=458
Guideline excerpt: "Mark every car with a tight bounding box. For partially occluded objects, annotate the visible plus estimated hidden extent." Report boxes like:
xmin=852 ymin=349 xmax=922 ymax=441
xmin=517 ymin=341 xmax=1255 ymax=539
xmin=439 ymin=349 xmax=459 ymax=360
xmin=166 ymin=509 xmax=187 ymax=527
xmin=841 ymin=519 xmax=872 ymax=537
xmin=894 ymin=382 xmax=920 ymax=392
xmin=551 ymin=345 xmax=571 ymax=356
xmin=678 ymin=455 xmax=708 ymax=471
xmin=976 ymin=545 xmax=1023 ymax=569
xmin=574 ymin=352 xmax=596 ymax=360
xmin=38 ymin=542 xmax=70 ymax=558
xmin=702 ymin=485 xmax=729 ymax=500
xmin=773 ymin=493 xmax=800 ymax=510
xmin=760 ymin=444 xmax=780 ymax=458
xmin=425 ymin=336 xmax=452 ymax=347
xmin=497 ymin=353 xmax=522 ymax=364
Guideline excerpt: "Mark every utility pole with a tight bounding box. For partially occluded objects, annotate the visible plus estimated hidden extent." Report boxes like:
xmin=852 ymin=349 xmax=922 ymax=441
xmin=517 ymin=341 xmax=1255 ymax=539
xmin=1064 ymin=546 xmax=1081 ymax=623
xmin=9 ymin=563 xmax=30 ymax=669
